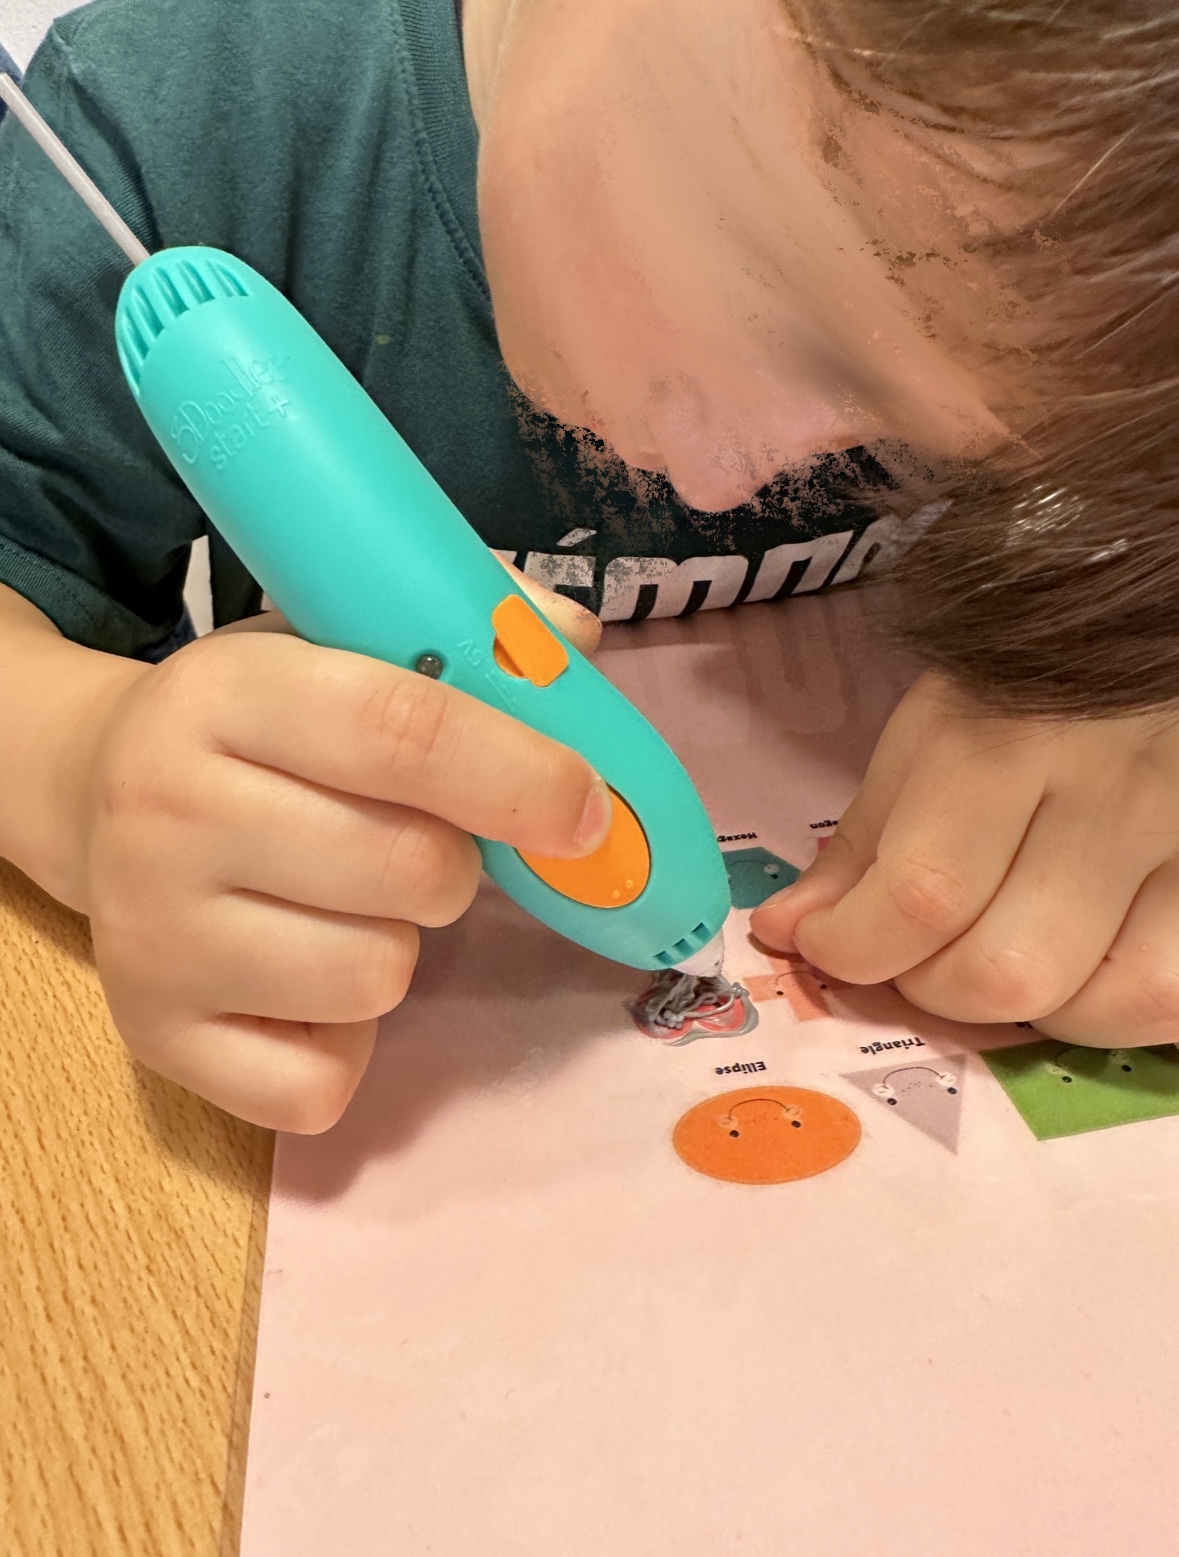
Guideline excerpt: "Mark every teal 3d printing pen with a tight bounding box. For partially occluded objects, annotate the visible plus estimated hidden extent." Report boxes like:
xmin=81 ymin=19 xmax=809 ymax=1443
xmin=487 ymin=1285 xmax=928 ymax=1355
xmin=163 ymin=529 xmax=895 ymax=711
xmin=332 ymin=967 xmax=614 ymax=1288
xmin=0 ymin=73 xmax=731 ymax=976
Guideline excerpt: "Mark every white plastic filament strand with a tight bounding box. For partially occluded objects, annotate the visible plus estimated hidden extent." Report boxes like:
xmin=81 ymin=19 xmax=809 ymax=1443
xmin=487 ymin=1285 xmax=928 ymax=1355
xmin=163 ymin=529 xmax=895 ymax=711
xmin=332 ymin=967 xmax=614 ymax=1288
xmin=0 ymin=72 xmax=149 ymax=266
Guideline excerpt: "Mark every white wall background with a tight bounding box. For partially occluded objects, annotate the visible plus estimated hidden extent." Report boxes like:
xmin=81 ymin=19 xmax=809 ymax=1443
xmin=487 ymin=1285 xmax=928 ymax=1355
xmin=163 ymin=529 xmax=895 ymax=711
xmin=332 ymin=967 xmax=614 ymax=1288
xmin=4 ymin=0 xmax=215 ymax=634
xmin=4 ymin=0 xmax=73 ymax=67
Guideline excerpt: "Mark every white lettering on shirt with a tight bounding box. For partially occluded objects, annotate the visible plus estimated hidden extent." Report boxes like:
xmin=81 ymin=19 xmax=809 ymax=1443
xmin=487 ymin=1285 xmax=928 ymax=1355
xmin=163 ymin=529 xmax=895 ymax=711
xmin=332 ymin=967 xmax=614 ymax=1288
xmin=599 ymin=553 xmax=749 ymax=622
xmin=829 ymin=502 xmax=949 ymax=586
xmin=523 ymin=552 xmax=596 ymax=593
xmin=745 ymin=531 xmax=853 ymax=601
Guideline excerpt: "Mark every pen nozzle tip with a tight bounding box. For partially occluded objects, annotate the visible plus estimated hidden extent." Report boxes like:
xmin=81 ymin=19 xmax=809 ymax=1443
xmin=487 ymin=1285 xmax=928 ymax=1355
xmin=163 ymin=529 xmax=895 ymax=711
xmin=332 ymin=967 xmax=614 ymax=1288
xmin=674 ymin=930 xmax=725 ymax=978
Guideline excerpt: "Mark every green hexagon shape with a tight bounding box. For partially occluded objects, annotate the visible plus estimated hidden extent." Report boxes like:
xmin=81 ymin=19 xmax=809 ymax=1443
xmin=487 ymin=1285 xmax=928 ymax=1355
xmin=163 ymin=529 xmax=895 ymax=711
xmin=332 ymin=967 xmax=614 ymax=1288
xmin=723 ymin=846 xmax=800 ymax=910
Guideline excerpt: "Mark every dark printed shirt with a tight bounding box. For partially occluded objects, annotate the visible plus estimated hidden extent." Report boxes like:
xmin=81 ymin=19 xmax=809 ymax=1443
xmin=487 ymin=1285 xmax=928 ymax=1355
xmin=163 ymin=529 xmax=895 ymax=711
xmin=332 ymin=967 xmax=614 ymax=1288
xmin=0 ymin=0 xmax=901 ymax=657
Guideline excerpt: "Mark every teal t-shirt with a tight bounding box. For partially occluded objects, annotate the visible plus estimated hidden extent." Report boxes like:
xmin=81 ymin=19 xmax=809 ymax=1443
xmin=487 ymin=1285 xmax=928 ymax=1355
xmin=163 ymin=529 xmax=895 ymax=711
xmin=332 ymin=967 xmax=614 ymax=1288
xmin=0 ymin=0 xmax=892 ymax=658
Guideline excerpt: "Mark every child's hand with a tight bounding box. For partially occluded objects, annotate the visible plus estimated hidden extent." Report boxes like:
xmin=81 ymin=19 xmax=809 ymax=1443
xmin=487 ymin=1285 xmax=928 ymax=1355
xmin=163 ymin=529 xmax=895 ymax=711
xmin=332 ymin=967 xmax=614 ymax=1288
xmin=71 ymin=575 xmax=605 ymax=1132
xmin=752 ymin=673 xmax=1179 ymax=1046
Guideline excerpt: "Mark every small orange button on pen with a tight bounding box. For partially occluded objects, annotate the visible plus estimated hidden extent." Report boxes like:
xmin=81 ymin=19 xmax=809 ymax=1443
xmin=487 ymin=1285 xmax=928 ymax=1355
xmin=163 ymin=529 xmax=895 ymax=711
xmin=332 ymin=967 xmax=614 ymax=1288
xmin=491 ymin=595 xmax=569 ymax=687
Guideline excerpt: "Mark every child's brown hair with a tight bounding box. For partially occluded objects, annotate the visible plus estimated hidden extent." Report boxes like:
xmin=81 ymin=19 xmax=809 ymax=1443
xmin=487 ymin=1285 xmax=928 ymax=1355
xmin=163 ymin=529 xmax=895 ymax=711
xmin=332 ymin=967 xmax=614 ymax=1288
xmin=804 ymin=0 xmax=1179 ymax=716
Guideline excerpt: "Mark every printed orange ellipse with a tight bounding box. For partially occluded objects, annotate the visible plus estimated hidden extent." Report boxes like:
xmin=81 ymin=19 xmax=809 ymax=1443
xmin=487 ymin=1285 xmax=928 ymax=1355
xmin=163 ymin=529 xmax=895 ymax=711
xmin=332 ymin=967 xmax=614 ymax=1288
xmin=673 ymin=1085 xmax=861 ymax=1184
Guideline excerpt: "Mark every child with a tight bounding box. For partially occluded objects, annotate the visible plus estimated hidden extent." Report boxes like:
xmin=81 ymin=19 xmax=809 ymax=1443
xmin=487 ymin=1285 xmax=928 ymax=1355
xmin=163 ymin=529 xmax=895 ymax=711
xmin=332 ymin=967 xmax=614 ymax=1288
xmin=0 ymin=0 xmax=1175 ymax=1131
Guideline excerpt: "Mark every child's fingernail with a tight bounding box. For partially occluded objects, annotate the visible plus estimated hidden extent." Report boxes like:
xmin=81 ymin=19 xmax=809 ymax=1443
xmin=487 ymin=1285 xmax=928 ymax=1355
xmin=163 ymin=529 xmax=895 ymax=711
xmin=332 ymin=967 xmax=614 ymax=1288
xmin=755 ymin=884 xmax=799 ymax=914
xmin=574 ymin=776 xmax=614 ymax=853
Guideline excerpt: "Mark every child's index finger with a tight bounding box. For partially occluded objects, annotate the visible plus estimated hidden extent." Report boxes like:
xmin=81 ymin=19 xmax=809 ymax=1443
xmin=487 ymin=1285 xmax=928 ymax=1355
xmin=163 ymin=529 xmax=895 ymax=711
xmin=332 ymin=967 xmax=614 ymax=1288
xmin=791 ymin=741 xmax=1044 ymax=986
xmin=189 ymin=631 xmax=609 ymax=861
xmin=750 ymin=698 xmax=925 ymax=954
xmin=750 ymin=823 xmax=874 ymax=956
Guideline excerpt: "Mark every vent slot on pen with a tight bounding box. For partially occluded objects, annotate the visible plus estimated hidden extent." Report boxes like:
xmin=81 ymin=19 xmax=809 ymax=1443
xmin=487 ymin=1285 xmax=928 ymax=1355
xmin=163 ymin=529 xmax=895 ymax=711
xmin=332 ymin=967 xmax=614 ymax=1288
xmin=652 ymin=921 xmax=713 ymax=968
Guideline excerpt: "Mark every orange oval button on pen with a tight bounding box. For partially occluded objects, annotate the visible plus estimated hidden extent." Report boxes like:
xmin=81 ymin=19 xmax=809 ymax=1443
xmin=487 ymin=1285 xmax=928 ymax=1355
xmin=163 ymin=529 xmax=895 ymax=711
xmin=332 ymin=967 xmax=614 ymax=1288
xmin=520 ymin=789 xmax=651 ymax=909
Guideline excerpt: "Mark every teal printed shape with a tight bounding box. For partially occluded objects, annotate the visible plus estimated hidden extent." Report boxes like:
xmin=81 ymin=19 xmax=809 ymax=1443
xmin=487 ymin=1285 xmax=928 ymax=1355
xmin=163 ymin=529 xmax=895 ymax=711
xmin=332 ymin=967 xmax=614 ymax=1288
xmin=724 ymin=847 xmax=800 ymax=910
xmin=982 ymin=1039 xmax=1179 ymax=1141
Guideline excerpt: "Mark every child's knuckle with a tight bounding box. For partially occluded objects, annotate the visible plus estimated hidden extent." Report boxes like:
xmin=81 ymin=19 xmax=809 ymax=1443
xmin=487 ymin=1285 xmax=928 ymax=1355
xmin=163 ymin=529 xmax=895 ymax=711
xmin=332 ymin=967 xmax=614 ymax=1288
xmin=373 ymin=813 xmax=430 ymax=902
xmin=152 ymin=633 xmax=229 ymax=722
xmin=96 ymin=756 xmax=156 ymax=829
xmin=357 ymin=674 xmax=450 ymax=779
xmin=343 ymin=928 xmax=419 ymax=1019
xmin=416 ymin=841 xmax=481 ymax=927
xmin=90 ymin=895 xmax=156 ymax=969
xmin=1121 ymin=959 xmax=1179 ymax=1038
xmin=957 ymin=943 xmax=1058 ymax=1022
xmin=99 ymin=739 xmax=202 ymax=835
xmin=883 ymin=857 xmax=973 ymax=936
xmin=375 ymin=818 xmax=476 ymax=926
xmin=269 ymin=1070 xmax=356 ymax=1136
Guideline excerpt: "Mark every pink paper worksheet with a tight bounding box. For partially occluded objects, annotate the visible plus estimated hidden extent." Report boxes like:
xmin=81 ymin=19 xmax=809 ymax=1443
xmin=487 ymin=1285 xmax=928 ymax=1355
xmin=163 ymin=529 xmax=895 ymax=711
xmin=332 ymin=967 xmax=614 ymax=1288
xmin=240 ymin=590 xmax=1179 ymax=1557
